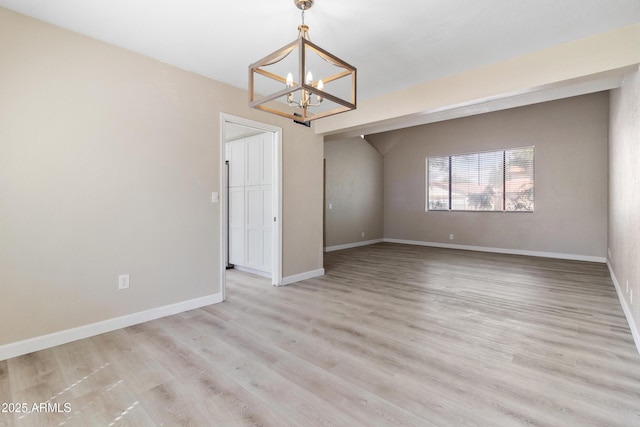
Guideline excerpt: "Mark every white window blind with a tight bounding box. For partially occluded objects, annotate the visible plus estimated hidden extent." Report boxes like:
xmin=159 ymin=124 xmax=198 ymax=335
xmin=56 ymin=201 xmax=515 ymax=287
xmin=426 ymin=146 xmax=534 ymax=212
xmin=505 ymin=146 xmax=534 ymax=211
xmin=451 ymin=151 xmax=504 ymax=211
xmin=426 ymin=156 xmax=449 ymax=210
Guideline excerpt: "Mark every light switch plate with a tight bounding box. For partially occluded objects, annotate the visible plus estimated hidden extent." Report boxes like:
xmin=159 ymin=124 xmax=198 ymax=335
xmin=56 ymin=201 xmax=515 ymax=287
xmin=118 ymin=274 xmax=130 ymax=290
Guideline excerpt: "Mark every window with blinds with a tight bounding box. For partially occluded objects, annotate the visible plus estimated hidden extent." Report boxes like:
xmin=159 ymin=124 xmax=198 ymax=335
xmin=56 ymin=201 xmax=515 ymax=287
xmin=426 ymin=146 xmax=534 ymax=212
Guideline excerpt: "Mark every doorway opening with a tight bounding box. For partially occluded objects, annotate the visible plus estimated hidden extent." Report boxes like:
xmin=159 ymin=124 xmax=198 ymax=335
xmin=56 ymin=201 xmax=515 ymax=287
xmin=220 ymin=114 xmax=282 ymax=300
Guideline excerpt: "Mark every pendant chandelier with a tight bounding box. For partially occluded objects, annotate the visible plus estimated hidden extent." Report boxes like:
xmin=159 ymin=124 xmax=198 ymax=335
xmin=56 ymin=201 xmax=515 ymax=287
xmin=249 ymin=0 xmax=357 ymax=123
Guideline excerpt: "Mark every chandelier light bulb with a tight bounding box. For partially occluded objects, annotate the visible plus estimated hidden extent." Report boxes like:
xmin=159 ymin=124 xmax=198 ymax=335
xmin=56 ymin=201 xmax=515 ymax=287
xmin=286 ymin=72 xmax=293 ymax=87
xmin=317 ymin=79 xmax=324 ymax=103
xmin=306 ymin=71 xmax=313 ymax=84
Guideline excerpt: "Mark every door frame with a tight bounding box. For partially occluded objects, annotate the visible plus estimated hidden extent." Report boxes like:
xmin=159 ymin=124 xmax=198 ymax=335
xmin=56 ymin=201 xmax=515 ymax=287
xmin=220 ymin=113 xmax=283 ymax=300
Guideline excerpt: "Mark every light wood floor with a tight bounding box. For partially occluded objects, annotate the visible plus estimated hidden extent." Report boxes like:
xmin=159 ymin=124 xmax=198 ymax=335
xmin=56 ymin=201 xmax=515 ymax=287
xmin=2 ymin=243 xmax=640 ymax=426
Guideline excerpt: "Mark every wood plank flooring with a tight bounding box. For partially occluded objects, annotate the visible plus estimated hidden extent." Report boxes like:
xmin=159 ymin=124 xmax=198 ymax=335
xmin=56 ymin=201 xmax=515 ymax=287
xmin=2 ymin=243 xmax=640 ymax=426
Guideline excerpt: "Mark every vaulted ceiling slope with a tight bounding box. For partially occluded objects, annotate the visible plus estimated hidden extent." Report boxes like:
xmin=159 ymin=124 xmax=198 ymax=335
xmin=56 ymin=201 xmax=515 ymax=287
xmin=1 ymin=0 xmax=639 ymax=136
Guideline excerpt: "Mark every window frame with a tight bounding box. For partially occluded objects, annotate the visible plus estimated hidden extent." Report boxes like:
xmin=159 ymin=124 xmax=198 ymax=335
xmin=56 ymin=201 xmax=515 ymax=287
xmin=426 ymin=146 xmax=535 ymax=213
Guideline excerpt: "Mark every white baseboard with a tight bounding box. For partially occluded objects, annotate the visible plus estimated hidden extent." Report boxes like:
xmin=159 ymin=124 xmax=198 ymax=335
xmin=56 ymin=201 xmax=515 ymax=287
xmin=324 ymin=239 xmax=384 ymax=252
xmin=281 ymin=268 xmax=325 ymax=286
xmin=232 ymin=265 xmax=271 ymax=279
xmin=383 ymin=238 xmax=607 ymax=263
xmin=607 ymin=261 xmax=640 ymax=355
xmin=0 ymin=293 xmax=223 ymax=361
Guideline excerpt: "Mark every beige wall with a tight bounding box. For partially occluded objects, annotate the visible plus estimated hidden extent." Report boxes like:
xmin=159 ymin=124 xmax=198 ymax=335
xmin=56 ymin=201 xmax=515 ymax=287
xmin=324 ymin=137 xmax=383 ymax=248
xmin=282 ymin=129 xmax=324 ymax=275
xmin=609 ymin=68 xmax=640 ymax=338
xmin=367 ymin=92 xmax=609 ymax=258
xmin=0 ymin=8 xmax=323 ymax=346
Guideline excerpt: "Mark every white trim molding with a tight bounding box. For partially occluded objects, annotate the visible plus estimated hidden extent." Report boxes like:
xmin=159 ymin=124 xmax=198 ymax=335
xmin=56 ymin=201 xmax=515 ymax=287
xmin=0 ymin=293 xmax=223 ymax=361
xmin=281 ymin=269 xmax=325 ymax=286
xmin=233 ymin=265 xmax=271 ymax=279
xmin=607 ymin=261 xmax=640 ymax=355
xmin=324 ymin=239 xmax=384 ymax=252
xmin=383 ymin=238 xmax=607 ymax=263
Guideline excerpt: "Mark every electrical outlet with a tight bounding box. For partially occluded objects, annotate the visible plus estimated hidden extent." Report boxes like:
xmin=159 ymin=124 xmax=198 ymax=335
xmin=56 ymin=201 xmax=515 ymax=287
xmin=361 ymin=231 xmax=365 ymax=238
xmin=118 ymin=274 xmax=130 ymax=290
xmin=449 ymin=234 xmax=454 ymax=240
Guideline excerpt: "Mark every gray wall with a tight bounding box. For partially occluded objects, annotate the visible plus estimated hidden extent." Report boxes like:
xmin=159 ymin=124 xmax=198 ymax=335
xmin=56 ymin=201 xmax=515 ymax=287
xmin=0 ymin=8 xmax=324 ymax=346
xmin=324 ymin=137 xmax=384 ymax=248
xmin=366 ymin=92 xmax=609 ymax=259
xmin=609 ymin=68 xmax=640 ymax=338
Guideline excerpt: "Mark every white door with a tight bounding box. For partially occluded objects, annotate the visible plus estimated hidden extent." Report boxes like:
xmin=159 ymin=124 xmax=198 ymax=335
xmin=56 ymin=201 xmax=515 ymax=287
xmin=227 ymin=133 xmax=272 ymax=274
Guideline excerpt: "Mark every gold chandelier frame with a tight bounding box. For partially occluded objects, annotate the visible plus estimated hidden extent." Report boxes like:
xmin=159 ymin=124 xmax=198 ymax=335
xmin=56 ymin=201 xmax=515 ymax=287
xmin=249 ymin=0 xmax=357 ymax=122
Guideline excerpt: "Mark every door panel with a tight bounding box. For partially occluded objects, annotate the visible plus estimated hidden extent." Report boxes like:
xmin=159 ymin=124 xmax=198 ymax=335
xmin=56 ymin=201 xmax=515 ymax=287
xmin=246 ymin=135 xmax=263 ymax=186
xmin=228 ymin=140 xmax=245 ymax=188
xmin=245 ymin=185 xmax=271 ymax=272
xmin=228 ymin=187 xmax=245 ymax=265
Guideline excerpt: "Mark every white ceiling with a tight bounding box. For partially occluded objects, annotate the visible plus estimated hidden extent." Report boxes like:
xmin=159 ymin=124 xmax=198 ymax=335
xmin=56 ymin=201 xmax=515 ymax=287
xmin=2 ymin=0 xmax=639 ymax=104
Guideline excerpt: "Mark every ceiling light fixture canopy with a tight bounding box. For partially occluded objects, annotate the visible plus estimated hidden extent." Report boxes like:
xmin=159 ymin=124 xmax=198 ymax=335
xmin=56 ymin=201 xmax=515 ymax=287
xmin=249 ymin=0 xmax=357 ymax=123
